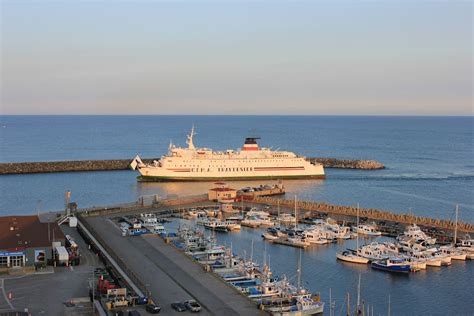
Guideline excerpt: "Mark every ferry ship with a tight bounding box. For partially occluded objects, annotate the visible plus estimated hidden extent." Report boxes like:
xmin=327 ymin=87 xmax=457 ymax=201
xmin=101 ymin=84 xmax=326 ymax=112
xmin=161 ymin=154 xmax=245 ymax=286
xmin=130 ymin=128 xmax=325 ymax=181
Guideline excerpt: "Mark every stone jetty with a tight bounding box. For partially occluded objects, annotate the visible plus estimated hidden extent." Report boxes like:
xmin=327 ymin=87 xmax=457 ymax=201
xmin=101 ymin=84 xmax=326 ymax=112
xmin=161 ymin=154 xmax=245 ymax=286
xmin=0 ymin=157 xmax=384 ymax=175
xmin=255 ymin=196 xmax=474 ymax=234
xmin=308 ymin=158 xmax=384 ymax=169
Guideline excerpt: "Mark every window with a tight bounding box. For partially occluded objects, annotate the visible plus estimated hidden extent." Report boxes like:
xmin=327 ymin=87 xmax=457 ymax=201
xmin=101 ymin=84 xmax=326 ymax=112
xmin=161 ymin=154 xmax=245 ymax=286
xmin=0 ymin=256 xmax=7 ymax=268
xmin=10 ymin=255 xmax=24 ymax=267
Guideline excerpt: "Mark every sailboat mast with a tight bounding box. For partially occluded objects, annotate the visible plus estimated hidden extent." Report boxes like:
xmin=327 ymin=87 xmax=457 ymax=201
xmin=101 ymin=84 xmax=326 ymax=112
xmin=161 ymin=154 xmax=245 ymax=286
xmin=356 ymin=203 xmax=360 ymax=250
xmin=277 ymin=199 xmax=281 ymax=228
xmin=294 ymin=195 xmax=298 ymax=231
xmin=454 ymin=204 xmax=458 ymax=245
xmin=297 ymin=249 xmax=302 ymax=291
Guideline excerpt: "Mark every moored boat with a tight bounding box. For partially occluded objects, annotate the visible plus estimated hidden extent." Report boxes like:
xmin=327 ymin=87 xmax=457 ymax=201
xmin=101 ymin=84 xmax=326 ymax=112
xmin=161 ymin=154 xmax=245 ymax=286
xmin=336 ymin=250 xmax=369 ymax=264
xmin=371 ymin=258 xmax=411 ymax=273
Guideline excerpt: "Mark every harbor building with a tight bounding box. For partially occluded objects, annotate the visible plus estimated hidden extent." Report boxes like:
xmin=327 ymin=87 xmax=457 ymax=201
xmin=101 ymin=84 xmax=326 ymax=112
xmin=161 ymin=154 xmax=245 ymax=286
xmin=0 ymin=215 xmax=64 ymax=270
xmin=208 ymin=183 xmax=237 ymax=203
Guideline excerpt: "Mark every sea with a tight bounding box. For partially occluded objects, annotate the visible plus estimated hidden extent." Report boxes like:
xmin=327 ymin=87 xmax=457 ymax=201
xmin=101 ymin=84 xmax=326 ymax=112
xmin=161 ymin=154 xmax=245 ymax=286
xmin=0 ymin=115 xmax=473 ymax=315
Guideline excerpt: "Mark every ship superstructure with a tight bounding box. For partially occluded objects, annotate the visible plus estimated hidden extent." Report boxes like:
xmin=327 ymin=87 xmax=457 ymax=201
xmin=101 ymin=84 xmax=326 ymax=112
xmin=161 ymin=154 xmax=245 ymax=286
xmin=130 ymin=128 xmax=325 ymax=181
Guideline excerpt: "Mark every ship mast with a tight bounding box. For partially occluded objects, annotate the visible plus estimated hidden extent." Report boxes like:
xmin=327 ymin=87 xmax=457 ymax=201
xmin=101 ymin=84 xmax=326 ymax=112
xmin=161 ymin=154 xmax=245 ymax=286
xmin=186 ymin=126 xmax=196 ymax=149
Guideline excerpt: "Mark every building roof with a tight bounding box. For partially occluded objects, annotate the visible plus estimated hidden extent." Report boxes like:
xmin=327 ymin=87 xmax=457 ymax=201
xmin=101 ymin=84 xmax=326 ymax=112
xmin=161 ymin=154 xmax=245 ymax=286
xmin=209 ymin=187 xmax=236 ymax=192
xmin=0 ymin=215 xmax=64 ymax=251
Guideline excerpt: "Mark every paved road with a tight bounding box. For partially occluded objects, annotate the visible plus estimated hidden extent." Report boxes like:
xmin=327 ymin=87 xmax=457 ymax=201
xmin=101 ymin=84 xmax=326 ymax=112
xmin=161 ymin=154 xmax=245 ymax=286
xmin=87 ymin=216 xmax=264 ymax=316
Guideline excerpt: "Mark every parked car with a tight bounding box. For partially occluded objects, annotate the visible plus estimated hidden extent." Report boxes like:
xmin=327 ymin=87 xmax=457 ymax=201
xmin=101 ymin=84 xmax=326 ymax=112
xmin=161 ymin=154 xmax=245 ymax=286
xmin=171 ymin=302 xmax=187 ymax=312
xmin=146 ymin=304 xmax=161 ymax=314
xmin=184 ymin=300 xmax=201 ymax=312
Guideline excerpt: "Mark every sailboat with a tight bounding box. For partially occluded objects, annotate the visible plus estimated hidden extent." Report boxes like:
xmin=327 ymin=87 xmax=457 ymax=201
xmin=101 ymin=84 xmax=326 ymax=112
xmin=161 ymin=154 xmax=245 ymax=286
xmin=287 ymin=196 xmax=310 ymax=248
xmin=439 ymin=205 xmax=467 ymax=260
xmin=336 ymin=203 xmax=370 ymax=264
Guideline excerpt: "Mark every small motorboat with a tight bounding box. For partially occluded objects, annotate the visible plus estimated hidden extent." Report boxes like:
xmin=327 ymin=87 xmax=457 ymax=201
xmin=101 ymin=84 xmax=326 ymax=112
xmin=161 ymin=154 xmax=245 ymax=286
xmin=371 ymin=258 xmax=411 ymax=273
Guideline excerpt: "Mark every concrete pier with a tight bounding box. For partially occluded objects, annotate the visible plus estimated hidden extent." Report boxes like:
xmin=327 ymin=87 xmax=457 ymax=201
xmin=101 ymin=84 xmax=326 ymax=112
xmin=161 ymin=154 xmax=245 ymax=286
xmin=81 ymin=213 xmax=263 ymax=315
xmin=0 ymin=157 xmax=384 ymax=175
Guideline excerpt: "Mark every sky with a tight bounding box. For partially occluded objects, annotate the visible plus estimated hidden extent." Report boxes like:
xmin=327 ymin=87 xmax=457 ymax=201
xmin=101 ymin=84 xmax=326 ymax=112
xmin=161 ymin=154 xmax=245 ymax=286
xmin=0 ymin=0 xmax=472 ymax=115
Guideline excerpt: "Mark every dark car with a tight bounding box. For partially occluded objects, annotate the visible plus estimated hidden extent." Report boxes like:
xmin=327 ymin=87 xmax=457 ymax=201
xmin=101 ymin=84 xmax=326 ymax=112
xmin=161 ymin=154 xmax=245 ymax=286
xmin=128 ymin=311 xmax=141 ymax=316
xmin=146 ymin=304 xmax=161 ymax=314
xmin=184 ymin=300 xmax=201 ymax=312
xmin=171 ymin=302 xmax=187 ymax=312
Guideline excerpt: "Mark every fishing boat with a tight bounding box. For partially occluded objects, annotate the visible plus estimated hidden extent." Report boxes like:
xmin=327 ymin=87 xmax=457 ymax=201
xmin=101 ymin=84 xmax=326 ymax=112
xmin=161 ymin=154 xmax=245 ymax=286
xmin=371 ymin=258 xmax=411 ymax=273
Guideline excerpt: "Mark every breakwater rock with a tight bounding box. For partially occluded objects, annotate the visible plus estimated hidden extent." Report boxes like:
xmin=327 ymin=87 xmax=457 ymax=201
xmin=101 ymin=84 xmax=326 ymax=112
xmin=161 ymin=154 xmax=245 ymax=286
xmin=0 ymin=157 xmax=384 ymax=175
xmin=254 ymin=197 xmax=474 ymax=233
xmin=0 ymin=160 xmax=131 ymax=175
xmin=309 ymin=158 xmax=384 ymax=169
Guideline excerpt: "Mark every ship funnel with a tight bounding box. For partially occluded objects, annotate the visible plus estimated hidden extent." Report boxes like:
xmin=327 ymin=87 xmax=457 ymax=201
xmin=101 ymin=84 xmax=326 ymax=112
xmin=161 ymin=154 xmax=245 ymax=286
xmin=242 ymin=137 xmax=260 ymax=151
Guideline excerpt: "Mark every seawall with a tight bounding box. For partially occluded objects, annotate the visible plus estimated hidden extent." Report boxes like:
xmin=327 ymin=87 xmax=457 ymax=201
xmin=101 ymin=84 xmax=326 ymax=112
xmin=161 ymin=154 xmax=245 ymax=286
xmin=0 ymin=157 xmax=384 ymax=175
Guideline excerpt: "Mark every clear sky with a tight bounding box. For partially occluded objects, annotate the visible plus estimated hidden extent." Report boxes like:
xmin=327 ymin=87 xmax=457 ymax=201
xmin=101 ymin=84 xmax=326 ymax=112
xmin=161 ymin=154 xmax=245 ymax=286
xmin=1 ymin=0 xmax=472 ymax=115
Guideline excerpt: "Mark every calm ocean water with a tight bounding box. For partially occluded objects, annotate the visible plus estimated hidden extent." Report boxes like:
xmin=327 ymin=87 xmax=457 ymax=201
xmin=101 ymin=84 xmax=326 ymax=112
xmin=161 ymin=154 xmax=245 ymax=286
xmin=0 ymin=115 xmax=473 ymax=315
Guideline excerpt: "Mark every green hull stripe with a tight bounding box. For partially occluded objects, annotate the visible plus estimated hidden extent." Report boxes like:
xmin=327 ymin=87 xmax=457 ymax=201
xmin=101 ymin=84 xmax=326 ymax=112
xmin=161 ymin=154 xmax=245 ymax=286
xmin=137 ymin=174 xmax=325 ymax=182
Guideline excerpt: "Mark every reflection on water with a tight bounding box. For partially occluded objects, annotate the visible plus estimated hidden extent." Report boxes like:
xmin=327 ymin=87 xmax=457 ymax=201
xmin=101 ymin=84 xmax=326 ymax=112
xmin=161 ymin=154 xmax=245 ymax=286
xmin=164 ymin=218 xmax=474 ymax=315
xmin=136 ymin=179 xmax=325 ymax=199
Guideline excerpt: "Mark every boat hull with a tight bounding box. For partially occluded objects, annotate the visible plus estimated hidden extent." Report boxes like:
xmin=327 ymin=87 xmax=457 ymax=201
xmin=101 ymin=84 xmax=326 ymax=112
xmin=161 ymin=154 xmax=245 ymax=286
xmin=336 ymin=253 xmax=369 ymax=264
xmin=138 ymin=174 xmax=325 ymax=182
xmin=371 ymin=262 xmax=411 ymax=273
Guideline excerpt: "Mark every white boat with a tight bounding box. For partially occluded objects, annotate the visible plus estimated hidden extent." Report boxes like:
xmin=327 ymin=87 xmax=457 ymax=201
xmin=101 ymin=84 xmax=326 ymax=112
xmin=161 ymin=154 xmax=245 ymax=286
xmin=353 ymin=223 xmax=382 ymax=236
xmin=399 ymin=224 xmax=436 ymax=245
xmin=140 ymin=213 xmax=158 ymax=227
xmin=224 ymin=218 xmax=241 ymax=231
xmin=326 ymin=222 xmax=351 ymax=239
xmin=204 ymin=219 xmax=229 ymax=232
xmin=423 ymin=250 xmax=451 ymax=266
xmin=439 ymin=246 xmax=467 ymax=261
xmin=457 ymin=238 xmax=474 ymax=256
xmin=277 ymin=213 xmax=297 ymax=225
xmin=287 ymin=236 xmax=310 ymax=248
xmin=336 ymin=250 xmax=369 ymax=264
xmin=302 ymin=228 xmax=329 ymax=245
xmin=131 ymin=127 xmax=325 ymax=181
xmin=404 ymin=255 xmax=427 ymax=270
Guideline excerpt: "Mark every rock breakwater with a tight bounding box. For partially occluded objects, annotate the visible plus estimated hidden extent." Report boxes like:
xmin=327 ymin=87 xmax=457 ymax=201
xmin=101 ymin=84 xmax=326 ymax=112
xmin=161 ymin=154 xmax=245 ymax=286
xmin=0 ymin=157 xmax=384 ymax=175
